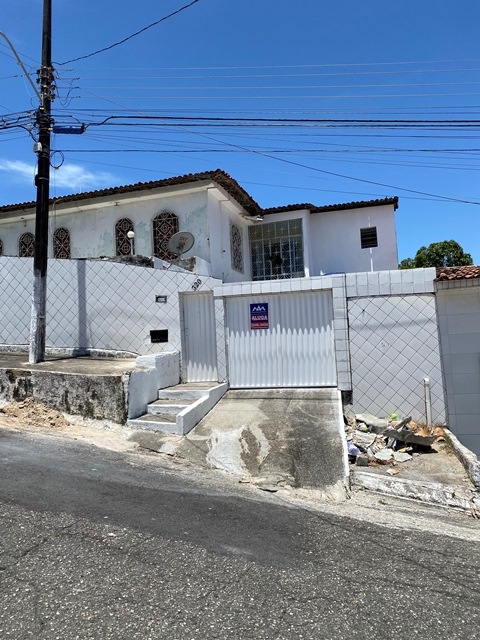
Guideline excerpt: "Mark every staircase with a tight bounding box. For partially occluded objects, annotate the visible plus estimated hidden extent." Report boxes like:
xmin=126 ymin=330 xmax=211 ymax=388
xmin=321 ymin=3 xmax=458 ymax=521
xmin=127 ymin=382 xmax=228 ymax=435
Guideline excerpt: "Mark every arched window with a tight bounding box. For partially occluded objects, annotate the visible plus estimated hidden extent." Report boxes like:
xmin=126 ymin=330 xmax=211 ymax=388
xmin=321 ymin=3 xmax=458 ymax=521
xmin=230 ymin=223 xmax=244 ymax=273
xmin=115 ymin=218 xmax=134 ymax=256
xmin=0 ymin=239 xmax=3 ymax=256
xmin=19 ymin=232 xmax=35 ymax=257
xmin=152 ymin=212 xmax=179 ymax=260
xmin=53 ymin=228 xmax=71 ymax=259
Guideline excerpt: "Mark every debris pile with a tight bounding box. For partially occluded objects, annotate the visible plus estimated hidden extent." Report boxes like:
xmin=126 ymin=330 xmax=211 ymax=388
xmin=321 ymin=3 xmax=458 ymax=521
xmin=344 ymin=411 xmax=446 ymax=475
xmin=0 ymin=397 xmax=70 ymax=430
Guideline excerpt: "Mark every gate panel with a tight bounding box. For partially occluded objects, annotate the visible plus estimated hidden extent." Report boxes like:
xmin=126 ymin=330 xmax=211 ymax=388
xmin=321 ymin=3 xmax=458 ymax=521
xmin=181 ymin=292 xmax=218 ymax=382
xmin=226 ymin=291 xmax=336 ymax=388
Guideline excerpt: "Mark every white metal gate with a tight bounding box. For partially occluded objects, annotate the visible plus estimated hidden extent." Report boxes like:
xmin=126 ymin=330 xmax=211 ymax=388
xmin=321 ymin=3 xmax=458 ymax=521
xmin=226 ymin=291 xmax=336 ymax=388
xmin=181 ymin=292 xmax=218 ymax=382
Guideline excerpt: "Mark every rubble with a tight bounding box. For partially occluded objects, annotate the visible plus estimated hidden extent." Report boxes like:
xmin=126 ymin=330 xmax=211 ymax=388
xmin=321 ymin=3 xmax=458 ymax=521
xmin=354 ymin=413 xmax=388 ymax=434
xmin=384 ymin=428 xmax=437 ymax=447
xmin=343 ymin=409 xmax=448 ymax=477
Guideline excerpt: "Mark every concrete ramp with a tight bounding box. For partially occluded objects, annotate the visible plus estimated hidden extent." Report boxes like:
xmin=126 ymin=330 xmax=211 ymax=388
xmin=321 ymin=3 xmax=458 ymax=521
xmin=132 ymin=388 xmax=349 ymax=500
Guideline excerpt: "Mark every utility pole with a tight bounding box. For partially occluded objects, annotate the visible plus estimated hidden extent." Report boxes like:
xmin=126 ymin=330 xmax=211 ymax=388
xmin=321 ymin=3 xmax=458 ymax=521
xmin=29 ymin=0 xmax=54 ymax=363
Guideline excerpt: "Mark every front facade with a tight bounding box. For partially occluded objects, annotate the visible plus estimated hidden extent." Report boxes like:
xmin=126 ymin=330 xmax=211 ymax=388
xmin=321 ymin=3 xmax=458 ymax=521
xmin=0 ymin=169 xmax=399 ymax=282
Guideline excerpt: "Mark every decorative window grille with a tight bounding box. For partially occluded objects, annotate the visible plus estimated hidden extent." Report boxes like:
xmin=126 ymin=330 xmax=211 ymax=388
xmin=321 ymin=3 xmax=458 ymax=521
xmin=249 ymin=219 xmax=304 ymax=281
xmin=230 ymin=223 xmax=244 ymax=273
xmin=152 ymin=212 xmax=179 ymax=260
xmin=360 ymin=226 xmax=378 ymax=249
xmin=19 ymin=232 xmax=35 ymax=257
xmin=115 ymin=218 xmax=134 ymax=256
xmin=0 ymin=239 xmax=3 ymax=256
xmin=53 ymin=228 xmax=71 ymax=259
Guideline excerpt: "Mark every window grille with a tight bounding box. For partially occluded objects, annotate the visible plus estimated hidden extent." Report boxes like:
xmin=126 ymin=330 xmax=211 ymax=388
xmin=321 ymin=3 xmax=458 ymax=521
xmin=230 ymin=223 xmax=244 ymax=273
xmin=360 ymin=227 xmax=378 ymax=249
xmin=152 ymin=212 xmax=179 ymax=260
xmin=115 ymin=218 xmax=134 ymax=256
xmin=53 ymin=228 xmax=71 ymax=259
xmin=249 ymin=219 xmax=304 ymax=281
xmin=19 ymin=232 xmax=35 ymax=257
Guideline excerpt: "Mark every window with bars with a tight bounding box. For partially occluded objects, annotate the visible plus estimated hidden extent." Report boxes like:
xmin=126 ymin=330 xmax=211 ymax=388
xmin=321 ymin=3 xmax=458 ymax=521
xmin=230 ymin=223 xmax=244 ymax=273
xmin=19 ymin=232 xmax=35 ymax=257
xmin=249 ymin=219 xmax=304 ymax=281
xmin=53 ymin=228 xmax=71 ymax=259
xmin=115 ymin=218 xmax=134 ymax=256
xmin=360 ymin=226 xmax=378 ymax=249
xmin=152 ymin=212 xmax=179 ymax=260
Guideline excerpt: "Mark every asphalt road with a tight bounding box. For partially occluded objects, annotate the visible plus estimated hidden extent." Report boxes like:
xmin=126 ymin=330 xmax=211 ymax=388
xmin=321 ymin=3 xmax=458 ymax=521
xmin=1 ymin=427 xmax=479 ymax=640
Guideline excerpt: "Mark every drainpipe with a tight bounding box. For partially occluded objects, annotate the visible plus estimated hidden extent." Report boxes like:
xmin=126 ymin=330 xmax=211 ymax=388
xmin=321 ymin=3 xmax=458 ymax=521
xmin=424 ymin=377 xmax=432 ymax=432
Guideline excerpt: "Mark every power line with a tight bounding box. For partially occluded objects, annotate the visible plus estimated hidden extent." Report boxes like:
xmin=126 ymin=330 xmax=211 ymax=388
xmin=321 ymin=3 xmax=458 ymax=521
xmin=64 ymin=58 xmax=480 ymax=71
xmin=56 ymin=0 xmax=202 ymax=66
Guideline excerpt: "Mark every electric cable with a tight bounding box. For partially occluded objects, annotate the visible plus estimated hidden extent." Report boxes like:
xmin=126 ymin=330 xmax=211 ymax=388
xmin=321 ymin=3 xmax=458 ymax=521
xmin=56 ymin=0 xmax=202 ymax=66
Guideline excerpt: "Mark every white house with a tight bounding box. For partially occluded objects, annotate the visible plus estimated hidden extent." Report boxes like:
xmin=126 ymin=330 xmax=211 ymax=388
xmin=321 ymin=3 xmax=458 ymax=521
xmin=0 ymin=169 xmax=399 ymax=282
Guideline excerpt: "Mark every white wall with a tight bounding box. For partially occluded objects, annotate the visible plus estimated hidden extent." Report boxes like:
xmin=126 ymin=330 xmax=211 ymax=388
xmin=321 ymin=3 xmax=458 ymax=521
xmin=309 ymin=204 xmax=398 ymax=275
xmin=206 ymin=191 xmax=252 ymax=283
xmin=0 ymin=257 xmax=220 ymax=356
xmin=0 ymin=188 xmax=210 ymax=262
xmin=436 ymin=282 xmax=480 ymax=456
xmin=0 ymin=188 xmax=254 ymax=284
xmin=345 ymin=268 xmax=446 ymax=425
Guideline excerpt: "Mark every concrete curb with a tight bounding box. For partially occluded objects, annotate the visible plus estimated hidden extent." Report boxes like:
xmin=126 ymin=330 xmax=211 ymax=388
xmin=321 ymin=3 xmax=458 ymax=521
xmin=443 ymin=428 xmax=480 ymax=491
xmin=352 ymin=470 xmax=479 ymax=514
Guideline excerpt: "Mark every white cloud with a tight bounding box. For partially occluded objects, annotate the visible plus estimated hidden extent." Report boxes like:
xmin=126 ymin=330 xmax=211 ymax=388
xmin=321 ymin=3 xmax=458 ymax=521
xmin=0 ymin=158 xmax=116 ymax=193
xmin=0 ymin=160 xmax=35 ymax=182
xmin=50 ymin=164 xmax=116 ymax=192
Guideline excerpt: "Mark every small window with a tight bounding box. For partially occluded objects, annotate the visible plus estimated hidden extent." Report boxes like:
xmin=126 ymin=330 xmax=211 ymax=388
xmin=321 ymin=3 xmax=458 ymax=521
xmin=53 ymin=228 xmax=71 ymax=258
xmin=230 ymin=223 xmax=244 ymax=273
xmin=115 ymin=218 xmax=134 ymax=256
xmin=0 ymin=239 xmax=3 ymax=256
xmin=150 ymin=329 xmax=168 ymax=343
xmin=360 ymin=227 xmax=378 ymax=249
xmin=152 ymin=212 xmax=179 ymax=260
xmin=19 ymin=232 xmax=35 ymax=257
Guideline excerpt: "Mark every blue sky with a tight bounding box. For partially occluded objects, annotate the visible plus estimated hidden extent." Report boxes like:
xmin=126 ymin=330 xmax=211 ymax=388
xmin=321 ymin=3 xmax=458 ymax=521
xmin=1 ymin=0 xmax=480 ymax=263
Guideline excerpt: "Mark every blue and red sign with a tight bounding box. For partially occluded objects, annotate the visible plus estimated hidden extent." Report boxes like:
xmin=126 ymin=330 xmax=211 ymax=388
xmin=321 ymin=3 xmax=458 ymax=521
xmin=250 ymin=303 xmax=269 ymax=329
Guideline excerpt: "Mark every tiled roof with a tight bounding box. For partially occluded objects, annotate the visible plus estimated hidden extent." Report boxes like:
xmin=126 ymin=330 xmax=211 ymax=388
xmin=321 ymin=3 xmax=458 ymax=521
xmin=0 ymin=169 xmax=262 ymax=217
xmin=0 ymin=168 xmax=398 ymax=219
xmin=435 ymin=265 xmax=480 ymax=281
xmin=263 ymin=196 xmax=399 ymax=215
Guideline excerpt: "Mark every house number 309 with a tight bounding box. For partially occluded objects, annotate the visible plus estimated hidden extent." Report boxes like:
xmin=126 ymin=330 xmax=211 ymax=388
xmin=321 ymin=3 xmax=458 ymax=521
xmin=192 ymin=279 xmax=202 ymax=291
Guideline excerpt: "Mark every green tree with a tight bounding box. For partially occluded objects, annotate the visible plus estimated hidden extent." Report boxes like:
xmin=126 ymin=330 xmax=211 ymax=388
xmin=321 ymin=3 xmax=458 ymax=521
xmin=399 ymin=240 xmax=473 ymax=269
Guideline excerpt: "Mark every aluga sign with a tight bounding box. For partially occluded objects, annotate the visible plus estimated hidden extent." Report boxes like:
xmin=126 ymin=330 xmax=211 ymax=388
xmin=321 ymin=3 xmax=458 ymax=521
xmin=250 ymin=303 xmax=269 ymax=329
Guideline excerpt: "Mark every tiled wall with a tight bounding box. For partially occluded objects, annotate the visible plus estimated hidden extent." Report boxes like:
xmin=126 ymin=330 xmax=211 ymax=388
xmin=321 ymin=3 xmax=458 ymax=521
xmin=0 ymin=257 xmax=220 ymax=356
xmin=436 ymin=279 xmax=480 ymax=456
xmin=213 ymin=274 xmax=351 ymax=390
xmin=345 ymin=268 xmax=446 ymax=424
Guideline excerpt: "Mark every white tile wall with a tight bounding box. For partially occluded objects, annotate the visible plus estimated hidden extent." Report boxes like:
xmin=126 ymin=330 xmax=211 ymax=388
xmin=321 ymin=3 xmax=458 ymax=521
xmin=347 ymin=294 xmax=445 ymax=424
xmin=436 ymin=283 xmax=480 ymax=456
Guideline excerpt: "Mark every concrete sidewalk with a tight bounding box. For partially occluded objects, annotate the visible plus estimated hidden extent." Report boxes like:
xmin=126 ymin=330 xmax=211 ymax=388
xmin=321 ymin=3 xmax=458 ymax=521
xmin=0 ymin=352 xmax=137 ymax=375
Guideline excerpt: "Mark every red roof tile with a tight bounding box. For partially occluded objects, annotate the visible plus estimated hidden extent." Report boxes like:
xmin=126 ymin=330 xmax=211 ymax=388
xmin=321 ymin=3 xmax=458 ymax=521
xmin=0 ymin=169 xmax=262 ymax=217
xmin=263 ymin=196 xmax=399 ymax=215
xmin=435 ymin=265 xmax=480 ymax=281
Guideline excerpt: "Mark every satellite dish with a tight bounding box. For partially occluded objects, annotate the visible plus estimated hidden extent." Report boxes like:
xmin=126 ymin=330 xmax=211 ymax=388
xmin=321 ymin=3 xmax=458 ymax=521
xmin=167 ymin=231 xmax=195 ymax=256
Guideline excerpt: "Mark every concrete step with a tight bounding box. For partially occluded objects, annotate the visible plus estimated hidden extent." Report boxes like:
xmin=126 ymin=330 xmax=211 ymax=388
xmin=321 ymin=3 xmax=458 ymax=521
xmin=128 ymin=382 xmax=228 ymax=436
xmin=147 ymin=399 xmax=194 ymax=415
xmin=128 ymin=413 xmax=182 ymax=435
xmin=157 ymin=383 xmax=218 ymax=401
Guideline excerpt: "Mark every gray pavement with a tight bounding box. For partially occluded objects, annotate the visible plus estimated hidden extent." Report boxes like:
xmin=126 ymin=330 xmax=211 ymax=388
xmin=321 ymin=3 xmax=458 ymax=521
xmin=1 ymin=427 xmax=479 ymax=639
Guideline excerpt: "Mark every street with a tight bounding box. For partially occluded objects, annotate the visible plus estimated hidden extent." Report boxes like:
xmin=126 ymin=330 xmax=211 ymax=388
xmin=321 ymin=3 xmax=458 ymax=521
xmin=1 ymin=427 xmax=479 ymax=639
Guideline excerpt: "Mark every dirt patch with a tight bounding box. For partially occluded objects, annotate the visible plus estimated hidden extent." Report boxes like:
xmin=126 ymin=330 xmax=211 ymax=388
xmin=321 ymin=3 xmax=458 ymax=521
xmin=0 ymin=397 xmax=71 ymax=430
xmin=0 ymin=398 xmax=139 ymax=455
